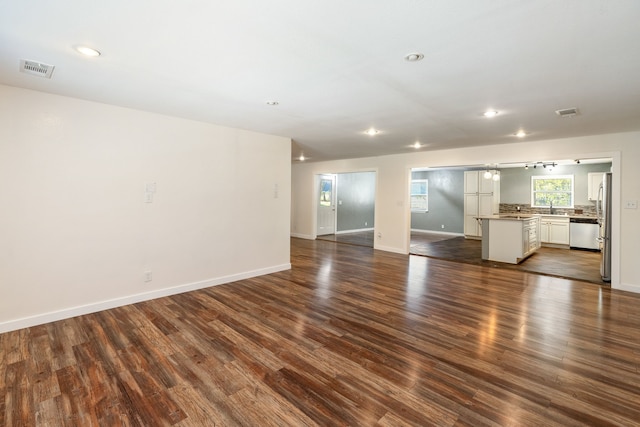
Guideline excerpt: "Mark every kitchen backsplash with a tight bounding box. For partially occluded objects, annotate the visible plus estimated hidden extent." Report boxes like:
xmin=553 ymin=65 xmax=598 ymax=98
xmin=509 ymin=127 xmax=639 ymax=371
xmin=499 ymin=203 xmax=597 ymax=217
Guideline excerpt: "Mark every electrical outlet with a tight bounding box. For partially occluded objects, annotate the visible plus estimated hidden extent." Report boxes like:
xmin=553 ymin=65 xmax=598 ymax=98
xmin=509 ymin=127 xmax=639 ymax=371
xmin=144 ymin=271 xmax=153 ymax=282
xmin=144 ymin=191 xmax=153 ymax=203
xmin=625 ymin=200 xmax=638 ymax=209
xmin=365 ymin=222 xmax=368 ymax=226
xmin=441 ymin=224 xmax=445 ymax=229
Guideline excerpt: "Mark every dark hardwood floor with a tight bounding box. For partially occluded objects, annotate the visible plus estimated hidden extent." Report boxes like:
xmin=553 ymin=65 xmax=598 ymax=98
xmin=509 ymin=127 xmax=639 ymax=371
xmin=318 ymin=230 xmax=605 ymax=285
xmin=316 ymin=230 xmax=374 ymax=247
xmin=2 ymin=238 xmax=639 ymax=426
xmin=411 ymin=232 xmax=605 ymax=285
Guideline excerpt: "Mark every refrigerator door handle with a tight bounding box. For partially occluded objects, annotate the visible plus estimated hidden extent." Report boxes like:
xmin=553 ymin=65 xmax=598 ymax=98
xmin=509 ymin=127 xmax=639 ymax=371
xmin=596 ymin=183 xmax=603 ymax=223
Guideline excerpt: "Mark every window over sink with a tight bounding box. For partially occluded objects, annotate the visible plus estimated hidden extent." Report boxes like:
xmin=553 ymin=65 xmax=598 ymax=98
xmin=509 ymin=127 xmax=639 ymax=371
xmin=531 ymin=175 xmax=574 ymax=208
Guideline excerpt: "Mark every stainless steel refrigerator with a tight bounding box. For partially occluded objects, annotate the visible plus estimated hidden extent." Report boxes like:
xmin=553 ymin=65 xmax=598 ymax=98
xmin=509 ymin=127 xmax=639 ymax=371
xmin=597 ymin=172 xmax=612 ymax=282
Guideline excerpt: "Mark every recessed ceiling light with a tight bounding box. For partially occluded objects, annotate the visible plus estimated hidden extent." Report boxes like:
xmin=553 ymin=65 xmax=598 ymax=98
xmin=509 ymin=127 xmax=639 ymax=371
xmin=514 ymin=130 xmax=528 ymax=138
xmin=74 ymin=45 xmax=101 ymax=57
xmin=266 ymin=101 xmax=279 ymax=106
xmin=404 ymin=53 xmax=425 ymax=62
xmin=299 ymin=154 xmax=305 ymax=161
xmin=413 ymin=142 xmax=421 ymax=149
xmin=483 ymin=110 xmax=499 ymax=118
xmin=365 ymin=128 xmax=379 ymax=136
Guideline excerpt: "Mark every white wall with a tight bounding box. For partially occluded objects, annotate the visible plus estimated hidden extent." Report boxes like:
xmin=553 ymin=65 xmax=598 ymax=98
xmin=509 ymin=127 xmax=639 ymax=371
xmin=0 ymin=85 xmax=291 ymax=332
xmin=292 ymin=132 xmax=640 ymax=293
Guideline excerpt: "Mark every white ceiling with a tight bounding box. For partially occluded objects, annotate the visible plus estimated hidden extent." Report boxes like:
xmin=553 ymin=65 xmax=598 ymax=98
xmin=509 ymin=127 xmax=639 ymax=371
xmin=1 ymin=1 xmax=639 ymax=162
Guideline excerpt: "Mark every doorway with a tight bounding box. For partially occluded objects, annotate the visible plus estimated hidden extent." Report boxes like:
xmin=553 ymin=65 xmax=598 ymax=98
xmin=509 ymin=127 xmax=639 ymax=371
xmin=315 ymin=171 xmax=376 ymax=247
xmin=408 ymin=160 xmax=612 ymax=285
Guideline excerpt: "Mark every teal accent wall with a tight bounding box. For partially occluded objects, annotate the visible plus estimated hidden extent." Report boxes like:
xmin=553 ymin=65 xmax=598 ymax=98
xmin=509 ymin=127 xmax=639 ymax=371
xmin=500 ymin=163 xmax=612 ymax=205
xmin=336 ymin=172 xmax=376 ymax=232
xmin=411 ymin=169 xmax=464 ymax=233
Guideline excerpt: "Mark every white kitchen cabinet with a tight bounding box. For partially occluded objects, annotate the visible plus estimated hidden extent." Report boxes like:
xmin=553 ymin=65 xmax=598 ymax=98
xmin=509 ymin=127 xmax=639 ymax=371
xmin=464 ymin=170 xmax=480 ymax=194
xmin=588 ymin=172 xmax=604 ymax=201
xmin=481 ymin=216 xmax=540 ymax=264
xmin=539 ymin=216 xmax=570 ymax=246
xmin=522 ymin=219 xmax=540 ymax=258
xmin=464 ymin=171 xmax=500 ymax=238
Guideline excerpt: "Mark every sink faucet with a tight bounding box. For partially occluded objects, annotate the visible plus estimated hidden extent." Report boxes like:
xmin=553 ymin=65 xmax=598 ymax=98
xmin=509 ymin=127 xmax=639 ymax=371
xmin=550 ymin=202 xmax=555 ymax=215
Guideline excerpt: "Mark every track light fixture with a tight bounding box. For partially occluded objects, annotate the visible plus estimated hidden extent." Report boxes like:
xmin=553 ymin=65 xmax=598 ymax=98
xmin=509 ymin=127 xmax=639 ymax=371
xmin=525 ymin=161 xmax=556 ymax=170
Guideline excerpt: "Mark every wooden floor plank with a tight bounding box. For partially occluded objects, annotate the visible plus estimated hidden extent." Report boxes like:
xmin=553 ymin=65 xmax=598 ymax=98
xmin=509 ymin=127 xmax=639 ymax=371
xmin=2 ymin=237 xmax=640 ymax=425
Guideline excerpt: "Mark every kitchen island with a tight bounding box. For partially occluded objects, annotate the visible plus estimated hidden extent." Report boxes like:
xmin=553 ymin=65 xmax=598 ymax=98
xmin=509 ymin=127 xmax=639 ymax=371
xmin=478 ymin=215 xmax=541 ymax=264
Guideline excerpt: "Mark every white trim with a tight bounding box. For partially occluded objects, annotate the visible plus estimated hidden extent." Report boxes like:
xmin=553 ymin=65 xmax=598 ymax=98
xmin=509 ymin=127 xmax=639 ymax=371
xmin=410 ymin=229 xmax=463 ymax=236
xmin=374 ymin=244 xmax=408 ymax=255
xmin=290 ymin=233 xmax=315 ymax=240
xmin=615 ymin=282 xmax=640 ymax=294
xmin=336 ymin=227 xmax=374 ymax=235
xmin=0 ymin=263 xmax=291 ymax=334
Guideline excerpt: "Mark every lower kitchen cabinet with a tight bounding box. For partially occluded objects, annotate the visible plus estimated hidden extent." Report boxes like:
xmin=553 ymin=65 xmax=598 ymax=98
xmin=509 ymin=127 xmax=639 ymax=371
xmin=481 ymin=216 xmax=540 ymax=264
xmin=522 ymin=219 xmax=539 ymax=258
xmin=539 ymin=216 xmax=570 ymax=245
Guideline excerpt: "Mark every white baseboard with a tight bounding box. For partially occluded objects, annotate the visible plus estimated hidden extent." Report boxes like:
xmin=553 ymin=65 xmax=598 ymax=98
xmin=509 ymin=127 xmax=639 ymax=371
xmin=374 ymin=244 xmax=408 ymax=255
xmin=0 ymin=263 xmax=291 ymax=334
xmin=336 ymin=227 xmax=374 ymax=235
xmin=290 ymin=233 xmax=315 ymax=240
xmin=410 ymin=229 xmax=463 ymax=236
xmin=613 ymin=282 xmax=640 ymax=294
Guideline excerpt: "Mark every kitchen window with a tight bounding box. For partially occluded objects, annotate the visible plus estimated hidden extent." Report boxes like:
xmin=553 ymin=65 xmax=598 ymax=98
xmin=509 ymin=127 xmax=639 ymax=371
xmin=411 ymin=179 xmax=428 ymax=212
xmin=531 ymin=175 xmax=574 ymax=208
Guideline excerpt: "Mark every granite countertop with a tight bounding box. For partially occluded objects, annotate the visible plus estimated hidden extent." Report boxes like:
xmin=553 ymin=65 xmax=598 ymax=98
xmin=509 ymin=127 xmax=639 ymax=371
xmin=478 ymin=213 xmax=598 ymax=222
xmin=476 ymin=215 xmax=538 ymax=221
xmin=539 ymin=214 xmax=597 ymax=219
xmin=500 ymin=211 xmax=597 ymax=219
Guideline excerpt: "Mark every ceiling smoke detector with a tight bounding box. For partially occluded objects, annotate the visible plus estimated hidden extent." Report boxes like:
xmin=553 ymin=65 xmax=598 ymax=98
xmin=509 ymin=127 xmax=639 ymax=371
xmin=555 ymin=107 xmax=580 ymax=118
xmin=20 ymin=59 xmax=55 ymax=79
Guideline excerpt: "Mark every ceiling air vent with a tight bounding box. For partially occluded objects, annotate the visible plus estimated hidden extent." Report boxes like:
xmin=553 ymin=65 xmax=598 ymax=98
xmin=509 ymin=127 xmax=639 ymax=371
xmin=555 ymin=107 xmax=579 ymax=118
xmin=19 ymin=59 xmax=55 ymax=79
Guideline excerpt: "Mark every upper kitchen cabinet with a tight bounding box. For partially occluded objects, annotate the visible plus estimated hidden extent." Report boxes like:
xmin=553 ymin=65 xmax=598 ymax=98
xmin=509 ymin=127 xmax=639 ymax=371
xmin=464 ymin=170 xmax=497 ymax=194
xmin=588 ymin=172 xmax=604 ymax=201
xmin=464 ymin=170 xmax=500 ymax=238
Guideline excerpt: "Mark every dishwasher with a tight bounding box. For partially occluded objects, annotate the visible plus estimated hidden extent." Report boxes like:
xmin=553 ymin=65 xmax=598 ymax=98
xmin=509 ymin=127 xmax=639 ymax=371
xmin=569 ymin=217 xmax=600 ymax=250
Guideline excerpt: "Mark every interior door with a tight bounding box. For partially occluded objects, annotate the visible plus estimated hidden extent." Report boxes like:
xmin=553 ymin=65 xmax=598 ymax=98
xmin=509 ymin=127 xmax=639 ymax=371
xmin=317 ymin=174 xmax=336 ymax=235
